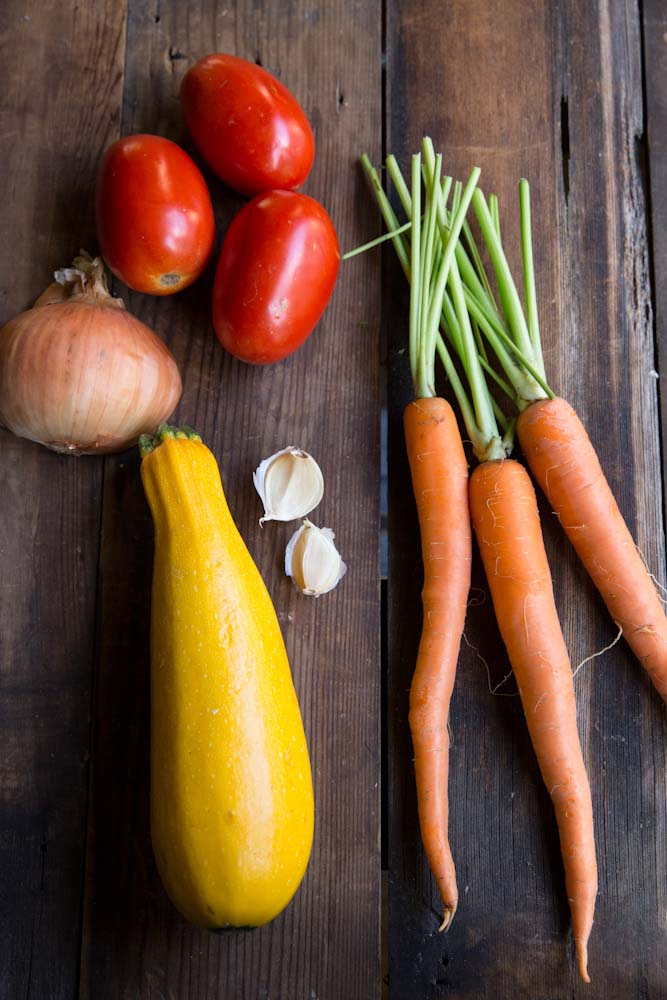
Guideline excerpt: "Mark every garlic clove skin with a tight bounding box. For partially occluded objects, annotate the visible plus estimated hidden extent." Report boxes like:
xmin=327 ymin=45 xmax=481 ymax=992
xmin=253 ymin=447 xmax=324 ymax=524
xmin=285 ymin=519 xmax=347 ymax=597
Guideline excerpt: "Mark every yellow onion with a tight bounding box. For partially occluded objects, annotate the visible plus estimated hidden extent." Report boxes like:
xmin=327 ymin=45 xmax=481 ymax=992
xmin=0 ymin=253 xmax=183 ymax=454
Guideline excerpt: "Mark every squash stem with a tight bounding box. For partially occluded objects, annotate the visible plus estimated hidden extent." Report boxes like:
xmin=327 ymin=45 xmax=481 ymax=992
xmin=139 ymin=423 xmax=202 ymax=457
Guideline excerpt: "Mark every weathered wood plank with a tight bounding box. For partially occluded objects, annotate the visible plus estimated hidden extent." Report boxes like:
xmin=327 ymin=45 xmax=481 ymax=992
xmin=644 ymin=2 xmax=667 ymax=513
xmin=78 ymin=2 xmax=382 ymax=998
xmin=386 ymin=0 xmax=667 ymax=996
xmin=0 ymin=2 xmax=127 ymax=998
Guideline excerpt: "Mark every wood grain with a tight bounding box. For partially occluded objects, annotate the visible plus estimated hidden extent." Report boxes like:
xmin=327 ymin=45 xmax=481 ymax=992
xmin=386 ymin=0 xmax=667 ymax=996
xmin=4 ymin=0 xmax=666 ymax=994
xmin=0 ymin=3 xmax=127 ymax=998
xmin=644 ymin=3 xmax=667 ymax=508
xmin=77 ymin=2 xmax=382 ymax=999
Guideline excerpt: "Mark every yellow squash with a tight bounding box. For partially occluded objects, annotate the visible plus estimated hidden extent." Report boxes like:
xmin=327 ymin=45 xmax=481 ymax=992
xmin=139 ymin=425 xmax=314 ymax=928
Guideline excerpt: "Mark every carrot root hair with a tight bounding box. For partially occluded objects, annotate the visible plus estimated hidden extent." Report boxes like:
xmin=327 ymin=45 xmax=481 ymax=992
xmin=572 ymin=625 xmax=624 ymax=680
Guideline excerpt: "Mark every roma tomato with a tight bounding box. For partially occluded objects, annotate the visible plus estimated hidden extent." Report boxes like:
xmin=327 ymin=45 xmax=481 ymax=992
xmin=212 ymin=191 xmax=339 ymax=364
xmin=96 ymin=134 xmax=215 ymax=296
xmin=181 ymin=54 xmax=315 ymax=197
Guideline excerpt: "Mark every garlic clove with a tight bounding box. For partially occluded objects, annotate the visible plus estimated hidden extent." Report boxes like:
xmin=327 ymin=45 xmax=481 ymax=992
xmin=285 ymin=519 xmax=347 ymax=597
xmin=253 ymin=447 xmax=324 ymax=524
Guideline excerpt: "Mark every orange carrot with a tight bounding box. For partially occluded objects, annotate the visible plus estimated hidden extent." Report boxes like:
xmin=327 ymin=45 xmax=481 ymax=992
xmin=364 ymin=152 xmax=599 ymax=973
xmin=356 ymin=149 xmax=481 ymax=928
xmin=470 ymin=184 xmax=667 ymax=700
xmin=404 ymin=396 xmax=472 ymax=929
xmin=470 ymin=458 xmax=597 ymax=982
xmin=517 ymin=396 xmax=667 ymax=700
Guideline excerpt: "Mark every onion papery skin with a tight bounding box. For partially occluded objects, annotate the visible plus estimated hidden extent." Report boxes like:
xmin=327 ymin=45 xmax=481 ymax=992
xmin=0 ymin=300 xmax=183 ymax=455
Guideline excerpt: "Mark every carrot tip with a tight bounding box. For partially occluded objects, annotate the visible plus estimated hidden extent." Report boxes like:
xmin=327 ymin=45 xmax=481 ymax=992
xmin=438 ymin=904 xmax=456 ymax=933
xmin=576 ymin=941 xmax=590 ymax=983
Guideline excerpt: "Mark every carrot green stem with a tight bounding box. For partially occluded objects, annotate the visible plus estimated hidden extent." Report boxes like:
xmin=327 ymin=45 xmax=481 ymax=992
xmin=363 ymin=154 xmax=526 ymax=412
xmin=491 ymin=399 xmax=509 ymax=433
xmin=447 ymin=252 xmax=498 ymax=446
xmin=340 ymin=219 xmax=413 ymax=259
xmin=408 ymin=155 xmax=483 ymax=433
xmin=419 ymin=150 xmax=505 ymax=457
xmin=472 ymin=189 xmax=535 ymax=360
xmin=441 ymin=289 xmax=464 ymax=360
xmin=361 ymin=151 xmax=554 ymax=436
xmin=435 ymin=336 xmax=485 ymax=444
xmin=478 ymin=355 xmax=517 ymax=406
xmin=386 ymin=154 xmax=412 ymax=216
xmin=471 ymin=316 xmax=488 ymax=362
xmin=360 ymin=146 xmax=514 ymax=455
xmin=424 ymin=162 xmax=481 ymax=396
xmin=362 ymin=153 xmax=473 ymax=397
xmin=463 ymin=287 xmax=552 ymax=399
xmin=489 ymin=194 xmax=501 ymax=240
xmin=471 ymin=188 xmax=551 ymax=409
xmin=388 ymin=147 xmax=516 ymax=391
xmin=461 ymin=219 xmax=497 ymax=309
xmin=409 ymin=154 xmax=423 ymax=394
xmin=418 ymin=152 xmax=443 ymax=396
xmin=501 ymin=417 xmax=516 ymax=455
xmin=436 ymin=312 xmax=508 ymax=430
xmin=519 ymin=179 xmax=546 ymax=378
xmin=360 ymin=155 xmax=411 ymax=278
xmin=441 ymin=175 xmax=453 ymax=215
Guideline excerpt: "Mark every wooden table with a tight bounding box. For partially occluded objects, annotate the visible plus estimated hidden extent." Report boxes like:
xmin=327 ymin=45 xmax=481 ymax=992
xmin=2 ymin=1 xmax=666 ymax=998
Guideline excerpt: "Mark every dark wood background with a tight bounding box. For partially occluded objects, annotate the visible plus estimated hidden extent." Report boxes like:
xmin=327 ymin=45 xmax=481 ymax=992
xmin=387 ymin=0 xmax=667 ymax=998
xmin=0 ymin=2 xmax=381 ymax=999
xmin=2 ymin=0 xmax=667 ymax=997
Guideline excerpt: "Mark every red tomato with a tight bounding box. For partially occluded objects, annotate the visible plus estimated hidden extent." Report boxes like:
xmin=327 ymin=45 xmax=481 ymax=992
xmin=96 ymin=134 xmax=215 ymax=296
xmin=212 ymin=191 xmax=339 ymax=364
xmin=180 ymin=54 xmax=315 ymax=197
